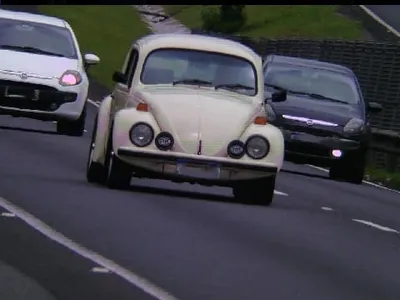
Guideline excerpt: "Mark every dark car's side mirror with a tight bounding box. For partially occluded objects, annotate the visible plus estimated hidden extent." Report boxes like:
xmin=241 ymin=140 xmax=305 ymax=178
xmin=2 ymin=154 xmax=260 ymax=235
xmin=112 ymin=71 xmax=127 ymax=84
xmin=367 ymin=101 xmax=382 ymax=113
xmin=268 ymin=90 xmax=287 ymax=103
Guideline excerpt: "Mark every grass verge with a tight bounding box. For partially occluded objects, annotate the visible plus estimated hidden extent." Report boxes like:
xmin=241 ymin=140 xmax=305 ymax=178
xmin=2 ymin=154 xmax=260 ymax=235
xmin=164 ymin=5 xmax=364 ymax=40
xmin=365 ymin=167 xmax=400 ymax=191
xmin=38 ymin=5 xmax=150 ymax=89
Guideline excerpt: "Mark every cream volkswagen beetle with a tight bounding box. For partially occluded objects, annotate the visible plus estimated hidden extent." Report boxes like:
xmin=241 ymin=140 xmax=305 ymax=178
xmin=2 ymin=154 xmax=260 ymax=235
xmin=86 ymin=33 xmax=286 ymax=206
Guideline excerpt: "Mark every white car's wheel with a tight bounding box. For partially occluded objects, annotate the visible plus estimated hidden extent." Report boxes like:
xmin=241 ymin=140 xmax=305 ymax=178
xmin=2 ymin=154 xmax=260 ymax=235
xmin=57 ymin=106 xmax=86 ymax=137
xmin=233 ymin=175 xmax=276 ymax=206
xmin=104 ymin=128 xmax=132 ymax=190
xmin=86 ymin=115 xmax=107 ymax=184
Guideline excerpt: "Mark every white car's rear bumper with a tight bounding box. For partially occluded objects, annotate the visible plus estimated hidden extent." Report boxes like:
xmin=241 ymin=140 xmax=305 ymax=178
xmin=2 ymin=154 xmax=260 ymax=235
xmin=117 ymin=147 xmax=278 ymax=184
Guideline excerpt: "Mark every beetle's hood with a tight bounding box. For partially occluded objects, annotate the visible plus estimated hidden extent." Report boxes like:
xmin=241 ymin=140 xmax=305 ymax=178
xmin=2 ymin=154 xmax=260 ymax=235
xmin=0 ymin=50 xmax=79 ymax=78
xmin=138 ymin=86 xmax=260 ymax=155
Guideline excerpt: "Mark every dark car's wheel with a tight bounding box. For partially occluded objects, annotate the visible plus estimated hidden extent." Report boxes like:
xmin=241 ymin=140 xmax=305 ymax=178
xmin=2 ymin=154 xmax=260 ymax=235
xmin=86 ymin=114 xmax=107 ymax=184
xmin=233 ymin=175 xmax=276 ymax=206
xmin=104 ymin=128 xmax=132 ymax=190
xmin=57 ymin=107 xmax=86 ymax=137
xmin=329 ymin=151 xmax=366 ymax=184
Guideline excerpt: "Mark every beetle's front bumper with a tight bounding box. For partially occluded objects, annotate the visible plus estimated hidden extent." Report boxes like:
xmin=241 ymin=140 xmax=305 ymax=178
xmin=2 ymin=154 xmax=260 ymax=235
xmin=117 ymin=147 xmax=278 ymax=184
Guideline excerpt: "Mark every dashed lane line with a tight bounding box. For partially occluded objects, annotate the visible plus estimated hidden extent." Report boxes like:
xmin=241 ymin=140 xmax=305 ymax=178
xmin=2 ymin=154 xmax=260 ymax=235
xmin=352 ymin=218 xmax=399 ymax=234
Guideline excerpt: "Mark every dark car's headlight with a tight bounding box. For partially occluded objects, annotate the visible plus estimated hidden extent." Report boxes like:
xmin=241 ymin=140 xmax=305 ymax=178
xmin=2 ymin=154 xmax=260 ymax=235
xmin=129 ymin=122 xmax=154 ymax=147
xmin=245 ymin=135 xmax=270 ymax=160
xmin=264 ymin=103 xmax=277 ymax=122
xmin=343 ymin=118 xmax=365 ymax=134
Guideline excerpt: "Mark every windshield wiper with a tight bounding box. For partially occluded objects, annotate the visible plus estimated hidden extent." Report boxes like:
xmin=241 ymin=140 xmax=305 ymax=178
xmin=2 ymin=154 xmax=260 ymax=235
xmin=215 ymin=83 xmax=254 ymax=91
xmin=290 ymin=91 xmax=349 ymax=104
xmin=172 ymin=79 xmax=213 ymax=86
xmin=0 ymin=45 xmax=66 ymax=57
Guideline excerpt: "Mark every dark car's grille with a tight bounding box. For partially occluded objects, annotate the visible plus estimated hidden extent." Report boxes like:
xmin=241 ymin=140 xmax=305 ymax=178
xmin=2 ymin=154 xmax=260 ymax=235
xmin=0 ymin=80 xmax=77 ymax=112
xmin=285 ymin=142 xmax=331 ymax=157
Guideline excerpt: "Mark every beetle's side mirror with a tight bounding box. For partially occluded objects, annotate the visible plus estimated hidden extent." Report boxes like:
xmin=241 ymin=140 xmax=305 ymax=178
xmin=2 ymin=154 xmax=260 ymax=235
xmin=112 ymin=71 xmax=127 ymax=84
xmin=367 ymin=101 xmax=382 ymax=113
xmin=268 ymin=90 xmax=287 ymax=103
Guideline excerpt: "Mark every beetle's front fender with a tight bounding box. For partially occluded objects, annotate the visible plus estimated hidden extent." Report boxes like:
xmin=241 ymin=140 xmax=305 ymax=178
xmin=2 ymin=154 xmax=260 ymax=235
xmin=112 ymin=108 xmax=162 ymax=153
xmin=240 ymin=123 xmax=285 ymax=170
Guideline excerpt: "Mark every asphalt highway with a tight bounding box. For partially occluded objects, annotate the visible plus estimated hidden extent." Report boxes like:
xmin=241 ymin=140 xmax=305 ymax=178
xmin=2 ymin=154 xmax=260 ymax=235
xmin=1 ymin=4 xmax=400 ymax=300
xmin=365 ymin=5 xmax=400 ymax=33
xmin=1 ymin=99 xmax=400 ymax=300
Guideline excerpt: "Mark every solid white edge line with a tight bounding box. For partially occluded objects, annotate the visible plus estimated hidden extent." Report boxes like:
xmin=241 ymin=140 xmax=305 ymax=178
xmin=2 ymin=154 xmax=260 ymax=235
xmin=358 ymin=5 xmax=400 ymax=37
xmin=352 ymin=218 xmax=399 ymax=233
xmin=0 ymin=196 xmax=179 ymax=300
xmin=306 ymin=164 xmax=400 ymax=195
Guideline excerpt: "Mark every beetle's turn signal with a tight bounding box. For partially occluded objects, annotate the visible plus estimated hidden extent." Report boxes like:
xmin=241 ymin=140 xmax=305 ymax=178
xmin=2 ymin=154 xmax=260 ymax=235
xmin=136 ymin=103 xmax=149 ymax=112
xmin=254 ymin=116 xmax=268 ymax=125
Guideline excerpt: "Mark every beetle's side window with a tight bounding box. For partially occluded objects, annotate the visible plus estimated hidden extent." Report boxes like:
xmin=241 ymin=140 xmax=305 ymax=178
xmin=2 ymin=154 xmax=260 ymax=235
xmin=125 ymin=49 xmax=139 ymax=88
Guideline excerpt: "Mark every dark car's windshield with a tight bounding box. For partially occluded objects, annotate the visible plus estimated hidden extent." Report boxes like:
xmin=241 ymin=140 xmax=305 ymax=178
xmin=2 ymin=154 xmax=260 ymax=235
xmin=264 ymin=63 xmax=361 ymax=104
xmin=0 ymin=18 xmax=77 ymax=59
xmin=141 ymin=48 xmax=258 ymax=96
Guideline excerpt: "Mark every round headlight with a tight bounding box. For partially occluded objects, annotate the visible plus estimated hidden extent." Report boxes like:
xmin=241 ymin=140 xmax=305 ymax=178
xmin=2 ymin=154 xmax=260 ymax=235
xmin=155 ymin=132 xmax=174 ymax=151
xmin=129 ymin=122 xmax=154 ymax=147
xmin=227 ymin=140 xmax=245 ymax=159
xmin=245 ymin=135 xmax=270 ymax=160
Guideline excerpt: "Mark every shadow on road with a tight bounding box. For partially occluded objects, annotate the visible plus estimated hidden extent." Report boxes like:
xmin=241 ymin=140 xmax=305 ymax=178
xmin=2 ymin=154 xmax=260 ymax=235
xmin=0 ymin=125 xmax=58 ymax=136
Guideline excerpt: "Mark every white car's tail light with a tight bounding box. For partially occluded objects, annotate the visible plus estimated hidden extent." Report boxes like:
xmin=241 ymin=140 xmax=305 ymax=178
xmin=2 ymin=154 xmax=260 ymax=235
xmin=59 ymin=70 xmax=82 ymax=86
xmin=129 ymin=122 xmax=154 ymax=147
xmin=227 ymin=140 xmax=245 ymax=159
xmin=245 ymin=135 xmax=270 ymax=160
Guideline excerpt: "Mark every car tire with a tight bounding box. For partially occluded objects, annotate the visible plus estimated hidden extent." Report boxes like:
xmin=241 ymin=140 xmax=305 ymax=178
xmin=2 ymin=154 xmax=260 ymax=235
xmin=104 ymin=126 xmax=132 ymax=190
xmin=57 ymin=107 xmax=86 ymax=137
xmin=329 ymin=152 xmax=366 ymax=184
xmin=86 ymin=114 xmax=107 ymax=184
xmin=233 ymin=175 xmax=276 ymax=206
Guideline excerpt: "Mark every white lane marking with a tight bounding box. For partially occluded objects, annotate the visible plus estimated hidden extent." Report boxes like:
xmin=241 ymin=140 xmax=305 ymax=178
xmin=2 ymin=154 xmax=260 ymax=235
xmin=321 ymin=206 xmax=333 ymax=211
xmin=274 ymin=190 xmax=288 ymax=196
xmin=0 ymin=196 xmax=179 ymax=300
xmin=1 ymin=211 xmax=16 ymax=217
xmin=306 ymin=165 xmax=400 ymax=195
xmin=352 ymin=218 xmax=399 ymax=233
xmin=359 ymin=5 xmax=400 ymax=37
xmin=88 ymin=99 xmax=100 ymax=107
xmin=91 ymin=266 xmax=111 ymax=274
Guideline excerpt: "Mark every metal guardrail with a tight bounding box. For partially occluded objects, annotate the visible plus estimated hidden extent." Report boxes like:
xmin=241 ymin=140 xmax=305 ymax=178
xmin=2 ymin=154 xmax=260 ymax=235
xmin=192 ymin=30 xmax=400 ymax=171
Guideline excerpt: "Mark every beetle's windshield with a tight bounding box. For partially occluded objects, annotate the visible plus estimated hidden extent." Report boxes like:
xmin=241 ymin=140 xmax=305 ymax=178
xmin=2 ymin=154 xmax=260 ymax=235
xmin=264 ymin=63 xmax=361 ymax=104
xmin=0 ymin=17 xmax=77 ymax=59
xmin=141 ymin=48 xmax=258 ymax=96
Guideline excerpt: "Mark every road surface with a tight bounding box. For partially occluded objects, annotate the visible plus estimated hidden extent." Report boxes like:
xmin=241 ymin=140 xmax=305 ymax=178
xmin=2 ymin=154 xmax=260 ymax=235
xmin=1 ymin=4 xmax=400 ymax=300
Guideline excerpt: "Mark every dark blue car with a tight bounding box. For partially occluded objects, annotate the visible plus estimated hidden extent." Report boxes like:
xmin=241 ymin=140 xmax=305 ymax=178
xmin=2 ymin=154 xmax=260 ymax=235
xmin=263 ymin=55 xmax=382 ymax=184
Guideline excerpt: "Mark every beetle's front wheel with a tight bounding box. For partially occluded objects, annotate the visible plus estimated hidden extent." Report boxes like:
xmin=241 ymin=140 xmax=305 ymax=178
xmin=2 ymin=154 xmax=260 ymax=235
xmin=233 ymin=175 xmax=276 ymax=206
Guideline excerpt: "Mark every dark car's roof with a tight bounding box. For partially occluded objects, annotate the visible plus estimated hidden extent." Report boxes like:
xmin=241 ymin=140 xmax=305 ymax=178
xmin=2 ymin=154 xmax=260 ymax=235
xmin=266 ymin=55 xmax=355 ymax=77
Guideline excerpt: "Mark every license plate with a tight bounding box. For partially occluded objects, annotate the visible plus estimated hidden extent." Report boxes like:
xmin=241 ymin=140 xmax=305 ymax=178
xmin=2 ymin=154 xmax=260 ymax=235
xmin=176 ymin=161 xmax=221 ymax=179
xmin=3 ymin=86 xmax=39 ymax=101
xmin=290 ymin=132 xmax=319 ymax=143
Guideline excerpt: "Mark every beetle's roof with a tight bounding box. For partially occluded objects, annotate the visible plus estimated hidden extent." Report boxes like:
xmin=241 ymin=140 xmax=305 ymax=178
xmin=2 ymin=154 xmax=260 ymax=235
xmin=0 ymin=9 xmax=67 ymax=28
xmin=136 ymin=33 xmax=261 ymax=64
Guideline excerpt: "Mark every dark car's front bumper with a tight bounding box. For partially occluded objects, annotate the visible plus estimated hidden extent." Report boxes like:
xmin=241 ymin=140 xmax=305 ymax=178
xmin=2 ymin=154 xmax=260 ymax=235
xmin=281 ymin=129 xmax=366 ymax=166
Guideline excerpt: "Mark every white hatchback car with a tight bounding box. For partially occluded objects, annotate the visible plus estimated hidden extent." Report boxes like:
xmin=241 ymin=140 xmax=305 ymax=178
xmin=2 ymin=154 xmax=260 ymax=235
xmin=0 ymin=9 xmax=100 ymax=136
xmin=86 ymin=33 xmax=286 ymax=206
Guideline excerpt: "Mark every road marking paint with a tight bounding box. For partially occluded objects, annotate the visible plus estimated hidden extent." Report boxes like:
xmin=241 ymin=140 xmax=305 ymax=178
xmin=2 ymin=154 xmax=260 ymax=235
xmin=359 ymin=5 xmax=400 ymax=37
xmin=0 ymin=196 xmax=179 ymax=300
xmin=352 ymin=218 xmax=399 ymax=233
xmin=321 ymin=206 xmax=333 ymax=211
xmin=1 ymin=211 xmax=15 ymax=217
xmin=91 ymin=266 xmax=111 ymax=274
xmin=88 ymin=99 xmax=100 ymax=107
xmin=274 ymin=190 xmax=288 ymax=196
xmin=306 ymin=165 xmax=400 ymax=195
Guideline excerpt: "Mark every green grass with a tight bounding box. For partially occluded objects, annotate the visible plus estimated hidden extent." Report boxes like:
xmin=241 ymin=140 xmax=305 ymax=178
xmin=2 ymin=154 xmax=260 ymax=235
xmin=164 ymin=5 xmax=364 ymax=40
xmin=366 ymin=167 xmax=400 ymax=191
xmin=38 ymin=5 xmax=150 ymax=89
